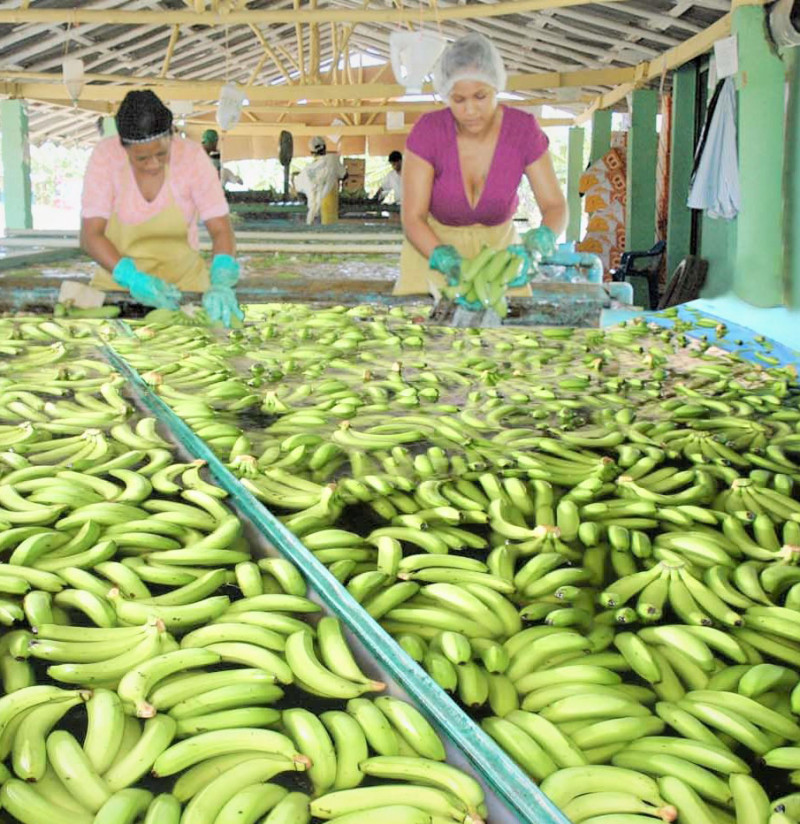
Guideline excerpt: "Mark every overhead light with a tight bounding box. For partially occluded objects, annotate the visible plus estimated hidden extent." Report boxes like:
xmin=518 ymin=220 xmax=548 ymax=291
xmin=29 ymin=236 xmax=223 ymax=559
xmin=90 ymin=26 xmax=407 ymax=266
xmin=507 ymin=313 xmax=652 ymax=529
xmin=62 ymin=57 xmax=85 ymax=103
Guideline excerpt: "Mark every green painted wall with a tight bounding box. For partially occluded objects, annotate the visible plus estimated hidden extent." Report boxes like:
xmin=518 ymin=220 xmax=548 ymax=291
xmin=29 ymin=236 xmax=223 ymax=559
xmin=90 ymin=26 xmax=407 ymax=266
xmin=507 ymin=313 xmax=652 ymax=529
xmin=666 ymin=63 xmax=698 ymax=279
xmin=786 ymin=48 xmax=800 ymax=310
xmin=0 ymin=99 xmax=33 ymax=230
xmin=733 ymin=5 xmax=785 ymax=307
xmin=590 ymin=110 xmax=612 ymax=165
xmin=626 ymin=89 xmax=659 ymax=253
xmin=102 ymin=116 xmax=118 ymax=137
xmin=566 ymin=127 xmax=585 ymax=243
xmin=700 ymin=213 xmax=738 ymax=298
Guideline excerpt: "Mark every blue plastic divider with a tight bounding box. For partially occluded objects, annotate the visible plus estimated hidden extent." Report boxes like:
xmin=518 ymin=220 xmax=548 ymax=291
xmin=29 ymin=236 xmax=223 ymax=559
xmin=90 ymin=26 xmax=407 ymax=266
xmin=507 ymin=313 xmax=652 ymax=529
xmin=103 ymin=343 xmax=571 ymax=824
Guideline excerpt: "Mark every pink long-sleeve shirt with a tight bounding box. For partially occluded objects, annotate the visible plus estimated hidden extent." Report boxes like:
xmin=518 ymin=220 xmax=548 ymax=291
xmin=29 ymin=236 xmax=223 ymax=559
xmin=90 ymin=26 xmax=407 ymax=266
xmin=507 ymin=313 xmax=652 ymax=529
xmin=81 ymin=136 xmax=229 ymax=248
xmin=406 ymin=105 xmax=550 ymax=227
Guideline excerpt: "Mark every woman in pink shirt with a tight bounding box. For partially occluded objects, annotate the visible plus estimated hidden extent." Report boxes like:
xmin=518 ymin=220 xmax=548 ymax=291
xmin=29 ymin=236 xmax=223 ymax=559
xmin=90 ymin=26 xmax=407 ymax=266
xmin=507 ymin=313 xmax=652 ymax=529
xmin=80 ymin=90 xmax=242 ymax=326
xmin=396 ymin=33 xmax=568 ymax=295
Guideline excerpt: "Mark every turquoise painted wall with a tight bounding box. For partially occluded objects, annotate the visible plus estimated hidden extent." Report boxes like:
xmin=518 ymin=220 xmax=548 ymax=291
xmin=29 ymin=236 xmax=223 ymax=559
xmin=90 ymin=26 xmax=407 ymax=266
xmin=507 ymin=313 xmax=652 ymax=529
xmin=700 ymin=213 xmax=737 ymax=298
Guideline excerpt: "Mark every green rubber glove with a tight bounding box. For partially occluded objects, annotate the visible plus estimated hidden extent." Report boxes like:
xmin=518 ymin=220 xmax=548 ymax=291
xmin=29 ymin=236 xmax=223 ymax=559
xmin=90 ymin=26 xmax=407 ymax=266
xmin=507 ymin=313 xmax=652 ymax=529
xmin=203 ymin=254 xmax=244 ymax=327
xmin=428 ymin=245 xmax=462 ymax=285
xmin=112 ymin=258 xmax=181 ymax=309
xmin=522 ymin=225 xmax=558 ymax=260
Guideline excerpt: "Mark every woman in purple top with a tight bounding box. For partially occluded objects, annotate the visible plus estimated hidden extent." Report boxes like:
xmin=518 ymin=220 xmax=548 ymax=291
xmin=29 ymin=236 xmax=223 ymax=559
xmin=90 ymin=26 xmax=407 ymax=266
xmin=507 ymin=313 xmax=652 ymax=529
xmin=395 ymin=33 xmax=568 ymax=295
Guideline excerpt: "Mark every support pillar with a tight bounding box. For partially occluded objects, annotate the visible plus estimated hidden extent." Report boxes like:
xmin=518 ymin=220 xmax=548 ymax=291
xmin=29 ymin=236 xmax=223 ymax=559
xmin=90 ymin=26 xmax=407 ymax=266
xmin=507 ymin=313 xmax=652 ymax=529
xmin=625 ymin=88 xmax=658 ymax=253
xmin=102 ymin=116 xmax=118 ymax=137
xmin=589 ymin=109 xmax=611 ymax=164
xmin=666 ymin=63 xmax=698 ymax=279
xmin=566 ymin=126 xmax=585 ymax=243
xmin=733 ymin=4 xmax=785 ymax=307
xmin=787 ymin=49 xmax=800 ymax=310
xmin=0 ymin=99 xmax=33 ymax=230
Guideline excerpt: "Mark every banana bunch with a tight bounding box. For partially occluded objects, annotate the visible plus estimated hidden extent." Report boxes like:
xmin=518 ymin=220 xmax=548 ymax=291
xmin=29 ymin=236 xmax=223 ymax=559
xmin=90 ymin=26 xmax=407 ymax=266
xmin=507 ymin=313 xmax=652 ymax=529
xmin=440 ymin=246 xmax=527 ymax=318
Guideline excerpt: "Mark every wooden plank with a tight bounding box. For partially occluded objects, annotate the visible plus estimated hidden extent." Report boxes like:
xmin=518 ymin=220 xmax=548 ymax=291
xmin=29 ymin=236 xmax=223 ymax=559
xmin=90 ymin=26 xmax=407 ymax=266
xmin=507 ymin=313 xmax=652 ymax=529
xmin=0 ymin=0 xmax=636 ymax=27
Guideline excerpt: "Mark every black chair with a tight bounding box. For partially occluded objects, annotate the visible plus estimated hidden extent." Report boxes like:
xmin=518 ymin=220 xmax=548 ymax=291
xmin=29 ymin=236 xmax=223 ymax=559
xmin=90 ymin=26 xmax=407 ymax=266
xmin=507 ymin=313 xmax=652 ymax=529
xmin=610 ymin=240 xmax=667 ymax=310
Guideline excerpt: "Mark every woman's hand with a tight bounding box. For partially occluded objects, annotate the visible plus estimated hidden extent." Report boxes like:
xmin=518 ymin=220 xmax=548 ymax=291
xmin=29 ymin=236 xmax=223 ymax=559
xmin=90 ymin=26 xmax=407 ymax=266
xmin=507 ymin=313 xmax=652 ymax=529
xmin=203 ymin=253 xmax=244 ymax=327
xmin=428 ymin=245 xmax=463 ymax=283
xmin=112 ymin=258 xmax=181 ymax=309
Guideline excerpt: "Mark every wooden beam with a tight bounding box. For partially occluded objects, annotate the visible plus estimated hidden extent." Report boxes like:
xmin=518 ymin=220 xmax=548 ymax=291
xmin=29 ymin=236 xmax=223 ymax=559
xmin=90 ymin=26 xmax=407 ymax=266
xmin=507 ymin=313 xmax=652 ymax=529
xmin=293 ymin=0 xmax=306 ymax=84
xmin=160 ymin=25 xmax=181 ymax=78
xmin=0 ymin=65 xmax=638 ymax=104
xmin=574 ymin=13 xmax=733 ymax=124
xmin=248 ymin=24 xmax=294 ymax=85
xmin=0 ymin=0 xmax=636 ymax=27
xmin=310 ymin=0 xmax=320 ymax=82
xmin=183 ymin=117 xmax=574 ymax=136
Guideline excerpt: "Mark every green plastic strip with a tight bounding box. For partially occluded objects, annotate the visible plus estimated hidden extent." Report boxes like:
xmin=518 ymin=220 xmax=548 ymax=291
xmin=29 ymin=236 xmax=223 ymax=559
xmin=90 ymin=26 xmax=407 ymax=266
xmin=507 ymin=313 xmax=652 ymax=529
xmin=103 ymin=343 xmax=570 ymax=824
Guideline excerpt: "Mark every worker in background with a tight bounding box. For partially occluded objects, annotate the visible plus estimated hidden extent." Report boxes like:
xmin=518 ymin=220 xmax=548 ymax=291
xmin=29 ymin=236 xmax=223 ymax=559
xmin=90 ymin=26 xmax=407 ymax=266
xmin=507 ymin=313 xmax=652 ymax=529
xmin=80 ymin=90 xmax=243 ymax=327
xmin=396 ymin=32 xmax=567 ymax=295
xmin=201 ymin=129 xmax=223 ymax=174
xmin=202 ymin=128 xmax=243 ymax=189
xmin=374 ymin=150 xmax=403 ymax=204
xmin=294 ymin=136 xmax=347 ymax=225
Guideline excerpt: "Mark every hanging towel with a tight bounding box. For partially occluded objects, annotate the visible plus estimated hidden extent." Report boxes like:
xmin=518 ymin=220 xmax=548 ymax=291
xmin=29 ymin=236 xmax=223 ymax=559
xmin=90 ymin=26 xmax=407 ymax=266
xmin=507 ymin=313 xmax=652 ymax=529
xmin=688 ymin=77 xmax=740 ymax=220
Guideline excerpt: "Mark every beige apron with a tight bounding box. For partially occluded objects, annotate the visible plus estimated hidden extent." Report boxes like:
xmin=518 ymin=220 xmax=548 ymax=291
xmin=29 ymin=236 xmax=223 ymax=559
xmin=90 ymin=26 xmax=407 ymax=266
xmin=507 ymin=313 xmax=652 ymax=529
xmin=92 ymin=165 xmax=209 ymax=293
xmin=394 ymin=215 xmax=531 ymax=297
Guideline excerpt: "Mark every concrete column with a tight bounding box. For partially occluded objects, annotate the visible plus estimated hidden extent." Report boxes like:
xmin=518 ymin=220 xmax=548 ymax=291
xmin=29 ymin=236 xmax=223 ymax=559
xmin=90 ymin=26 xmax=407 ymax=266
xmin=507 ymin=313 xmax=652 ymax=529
xmin=787 ymin=48 xmax=800 ymax=310
xmin=733 ymin=4 xmax=785 ymax=307
xmin=590 ymin=109 xmax=612 ymax=165
xmin=102 ymin=116 xmax=118 ymax=137
xmin=626 ymin=88 xmax=659 ymax=253
xmin=0 ymin=99 xmax=33 ymax=230
xmin=666 ymin=63 xmax=698 ymax=279
xmin=566 ymin=126 xmax=585 ymax=243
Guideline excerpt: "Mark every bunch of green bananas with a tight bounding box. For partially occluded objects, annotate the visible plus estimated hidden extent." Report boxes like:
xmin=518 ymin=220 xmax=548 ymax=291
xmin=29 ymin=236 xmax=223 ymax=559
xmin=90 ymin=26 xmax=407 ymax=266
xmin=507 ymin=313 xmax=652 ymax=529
xmin=0 ymin=320 xmax=490 ymax=824
xmin=104 ymin=303 xmax=800 ymax=823
xmin=440 ymin=246 xmax=528 ymax=318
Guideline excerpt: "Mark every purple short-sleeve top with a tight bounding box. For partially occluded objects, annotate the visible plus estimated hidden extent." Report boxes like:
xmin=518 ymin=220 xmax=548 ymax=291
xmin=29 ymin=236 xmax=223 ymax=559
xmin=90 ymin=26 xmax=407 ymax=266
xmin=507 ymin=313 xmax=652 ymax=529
xmin=405 ymin=105 xmax=550 ymax=227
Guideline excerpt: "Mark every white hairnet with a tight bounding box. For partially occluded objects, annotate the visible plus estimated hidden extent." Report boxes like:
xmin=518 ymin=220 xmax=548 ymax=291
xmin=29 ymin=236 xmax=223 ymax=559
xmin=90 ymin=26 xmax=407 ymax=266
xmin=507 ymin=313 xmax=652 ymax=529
xmin=433 ymin=33 xmax=507 ymax=100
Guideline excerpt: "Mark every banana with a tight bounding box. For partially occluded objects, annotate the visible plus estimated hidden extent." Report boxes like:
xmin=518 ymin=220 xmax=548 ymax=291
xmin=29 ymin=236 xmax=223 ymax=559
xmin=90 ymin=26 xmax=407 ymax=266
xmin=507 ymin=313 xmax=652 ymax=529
xmin=318 ymin=710 xmax=368 ymax=791
xmin=282 ymin=707 xmax=338 ymax=796
xmin=677 ymin=698 xmax=773 ymax=754
xmin=481 ymin=715 xmax=557 ymax=781
xmin=622 ymin=735 xmax=750 ymax=773
xmin=346 ymin=697 xmax=400 ymax=755
xmin=175 ymin=707 xmax=281 ymax=737
xmin=47 ymin=624 xmax=163 ymax=685
xmin=374 ymin=696 xmax=446 ymax=762
xmin=658 ymin=775 xmax=721 ymax=824
xmin=311 ymin=785 xmax=467 ymax=821
xmin=83 ymin=688 xmax=126 ymax=774
xmin=730 ymin=773 xmax=770 ymax=824
xmin=358 ymin=756 xmax=485 ymax=816
xmin=11 ymin=692 xmax=84 ymax=782
xmin=686 ymin=688 xmax=800 ymax=739
xmin=613 ymin=632 xmax=662 ymax=684
xmin=215 ymin=784 xmax=288 ymax=824
xmin=93 ymin=788 xmax=153 ymax=824
xmin=263 ymin=791 xmax=312 ymax=824
xmin=506 ymin=709 xmax=587 ymax=768
xmin=118 ymin=647 xmax=222 ymax=717
xmin=108 ymin=590 xmax=230 ymax=631
xmin=46 ymin=729 xmax=112 ymax=812
xmin=181 ymin=757 xmax=308 ymax=824
xmin=539 ymin=765 xmax=665 ymax=809
xmin=1 ymin=778 xmax=94 ymax=824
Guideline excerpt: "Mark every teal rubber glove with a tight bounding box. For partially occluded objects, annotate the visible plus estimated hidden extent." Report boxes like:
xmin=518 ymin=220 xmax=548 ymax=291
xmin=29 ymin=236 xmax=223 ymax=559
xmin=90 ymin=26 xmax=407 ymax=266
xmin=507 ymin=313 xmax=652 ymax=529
xmin=209 ymin=253 xmax=240 ymax=287
xmin=522 ymin=225 xmax=558 ymax=260
xmin=204 ymin=253 xmax=243 ymax=327
xmin=506 ymin=244 xmax=533 ymax=288
xmin=428 ymin=245 xmax=462 ymax=285
xmin=112 ymin=258 xmax=180 ymax=309
xmin=203 ymin=285 xmax=243 ymax=328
